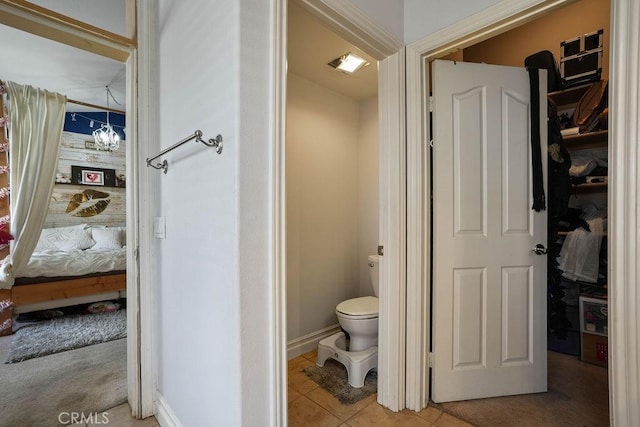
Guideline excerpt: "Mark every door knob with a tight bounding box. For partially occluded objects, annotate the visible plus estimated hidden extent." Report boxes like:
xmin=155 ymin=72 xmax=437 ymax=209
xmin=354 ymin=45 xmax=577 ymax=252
xmin=533 ymin=244 xmax=548 ymax=255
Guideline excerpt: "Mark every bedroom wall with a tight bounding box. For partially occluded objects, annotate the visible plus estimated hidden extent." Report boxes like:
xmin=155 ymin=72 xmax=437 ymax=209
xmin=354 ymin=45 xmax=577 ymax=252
xmin=44 ymin=131 xmax=126 ymax=228
xmin=286 ymin=74 xmax=379 ymax=342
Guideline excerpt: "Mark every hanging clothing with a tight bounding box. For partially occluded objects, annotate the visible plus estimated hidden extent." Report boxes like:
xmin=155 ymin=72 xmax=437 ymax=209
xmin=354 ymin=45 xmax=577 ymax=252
xmin=557 ymin=205 xmax=606 ymax=283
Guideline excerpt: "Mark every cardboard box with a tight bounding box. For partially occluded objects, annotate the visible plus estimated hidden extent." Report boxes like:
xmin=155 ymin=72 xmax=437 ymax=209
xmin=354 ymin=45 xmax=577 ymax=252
xmin=581 ymin=332 xmax=608 ymax=367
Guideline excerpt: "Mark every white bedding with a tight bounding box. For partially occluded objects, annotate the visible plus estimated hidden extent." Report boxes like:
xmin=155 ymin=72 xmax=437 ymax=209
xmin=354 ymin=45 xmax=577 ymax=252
xmin=19 ymin=247 xmax=127 ymax=278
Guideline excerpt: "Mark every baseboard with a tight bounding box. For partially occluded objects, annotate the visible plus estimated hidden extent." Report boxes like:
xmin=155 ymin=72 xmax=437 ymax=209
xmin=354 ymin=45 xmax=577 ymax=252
xmin=155 ymin=393 xmax=183 ymax=427
xmin=287 ymin=324 xmax=341 ymax=360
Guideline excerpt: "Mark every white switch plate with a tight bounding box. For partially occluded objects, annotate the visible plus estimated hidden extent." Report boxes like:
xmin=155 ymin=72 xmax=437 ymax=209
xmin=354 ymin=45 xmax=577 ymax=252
xmin=154 ymin=216 xmax=166 ymax=239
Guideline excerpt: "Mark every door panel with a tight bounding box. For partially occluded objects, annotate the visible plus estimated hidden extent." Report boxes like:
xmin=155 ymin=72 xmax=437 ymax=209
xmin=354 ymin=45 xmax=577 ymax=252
xmin=431 ymin=60 xmax=547 ymax=403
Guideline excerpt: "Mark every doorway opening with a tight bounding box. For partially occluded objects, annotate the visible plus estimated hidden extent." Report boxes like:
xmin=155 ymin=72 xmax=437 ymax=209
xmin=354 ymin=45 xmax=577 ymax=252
xmin=0 ymin=3 xmax=140 ymax=423
xmin=285 ymin=1 xmax=384 ymax=422
xmin=427 ymin=0 xmax=610 ymax=424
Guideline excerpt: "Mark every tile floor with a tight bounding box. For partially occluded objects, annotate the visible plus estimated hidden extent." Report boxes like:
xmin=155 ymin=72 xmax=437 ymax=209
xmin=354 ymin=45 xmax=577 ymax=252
xmin=288 ymin=350 xmax=473 ymax=427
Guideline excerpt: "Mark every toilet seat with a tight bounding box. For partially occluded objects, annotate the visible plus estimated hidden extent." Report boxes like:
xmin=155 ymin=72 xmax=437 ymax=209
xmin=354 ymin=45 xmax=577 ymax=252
xmin=336 ymin=296 xmax=378 ymax=319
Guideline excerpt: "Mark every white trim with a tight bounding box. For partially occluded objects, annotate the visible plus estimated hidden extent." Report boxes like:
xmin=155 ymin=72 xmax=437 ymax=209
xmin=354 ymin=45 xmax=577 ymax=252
xmin=0 ymin=1 xmax=132 ymax=62
xmin=135 ymin=0 xmax=158 ymax=419
xmin=377 ymin=50 xmax=406 ymax=412
xmin=406 ymin=0 xmax=640 ymax=420
xmin=287 ymin=324 xmax=341 ymax=359
xmin=125 ymin=48 xmax=141 ymax=420
xmin=608 ymin=0 xmax=640 ymax=423
xmin=405 ymin=40 xmax=429 ymax=411
xmin=272 ymin=0 xmax=288 ymax=425
xmin=295 ymin=0 xmax=403 ymax=60
xmin=154 ymin=393 xmax=183 ymax=427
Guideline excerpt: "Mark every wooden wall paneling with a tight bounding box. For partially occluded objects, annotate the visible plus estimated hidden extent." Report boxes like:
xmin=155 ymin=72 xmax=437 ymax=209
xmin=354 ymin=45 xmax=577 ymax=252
xmin=47 ymin=183 xmax=125 ymax=227
xmin=47 ymin=130 xmax=126 ymax=228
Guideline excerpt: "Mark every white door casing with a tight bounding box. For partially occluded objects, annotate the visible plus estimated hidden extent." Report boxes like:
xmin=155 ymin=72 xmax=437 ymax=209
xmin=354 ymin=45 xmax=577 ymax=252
xmin=431 ymin=60 xmax=547 ymax=402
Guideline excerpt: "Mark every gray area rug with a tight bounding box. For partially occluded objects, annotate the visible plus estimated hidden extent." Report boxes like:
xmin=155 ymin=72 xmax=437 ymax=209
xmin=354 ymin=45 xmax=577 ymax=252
xmin=6 ymin=310 xmax=126 ymax=363
xmin=0 ymin=335 xmax=126 ymax=427
xmin=304 ymin=358 xmax=377 ymax=405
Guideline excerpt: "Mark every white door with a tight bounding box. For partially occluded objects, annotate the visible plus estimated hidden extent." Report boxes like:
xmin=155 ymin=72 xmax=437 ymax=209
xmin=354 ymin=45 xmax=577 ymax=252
xmin=431 ymin=60 xmax=547 ymax=402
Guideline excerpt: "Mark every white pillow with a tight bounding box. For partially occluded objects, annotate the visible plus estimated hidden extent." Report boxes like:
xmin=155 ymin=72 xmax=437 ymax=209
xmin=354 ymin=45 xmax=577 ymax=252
xmin=34 ymin=224 xmax=91 ymax=252
xmin=91 ymin=227 xmax=123 ymax=250
xmin=56 ymin=228 xmax=96 ymax=251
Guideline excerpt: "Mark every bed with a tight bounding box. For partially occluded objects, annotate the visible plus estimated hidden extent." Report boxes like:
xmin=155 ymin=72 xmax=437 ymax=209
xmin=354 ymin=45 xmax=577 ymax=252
xmin=8 ymin=224 xmax=127 ymax=314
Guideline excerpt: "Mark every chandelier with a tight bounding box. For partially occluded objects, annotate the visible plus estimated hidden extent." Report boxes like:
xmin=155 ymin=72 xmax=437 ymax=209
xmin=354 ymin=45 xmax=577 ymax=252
xmin=92 ymin=85 xmax=120 ymax=151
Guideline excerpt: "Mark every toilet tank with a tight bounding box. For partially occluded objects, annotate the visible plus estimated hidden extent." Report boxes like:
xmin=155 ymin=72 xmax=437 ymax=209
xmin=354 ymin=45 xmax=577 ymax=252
xmin=368 ymin=255 xmax=380 ymax=296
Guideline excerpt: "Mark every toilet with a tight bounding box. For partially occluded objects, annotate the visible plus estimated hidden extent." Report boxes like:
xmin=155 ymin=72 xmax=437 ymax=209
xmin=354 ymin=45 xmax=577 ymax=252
xmin=317 ymin=254 xmax=380 ymax=388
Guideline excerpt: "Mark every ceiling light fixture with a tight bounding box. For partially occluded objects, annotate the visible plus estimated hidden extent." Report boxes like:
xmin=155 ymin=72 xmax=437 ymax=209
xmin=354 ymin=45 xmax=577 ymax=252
xmin=328 ymin=52 xmax=369 ymax=74
xmin=92 ymin=85 xmax=120 ymax=152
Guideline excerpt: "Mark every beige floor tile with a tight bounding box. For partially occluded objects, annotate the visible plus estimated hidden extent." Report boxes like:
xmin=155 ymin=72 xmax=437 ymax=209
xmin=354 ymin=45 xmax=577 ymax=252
xmin=289 ymin=395 xmax=342 ymax=427
xmin=289 ymin=386 xmax=303 ymax=403
xmin=433 ymin=412 xmax=474 ymax=427
xmin=288 ymin=358 xmax=320 ymax=394
xmin=289 ymin=355 xmax=310 ymax=371
xmin=414 ymin=405 xmax=443 ymax=423
xmin=344 ymin=401 xmax=431 ymax=426
xmin=306 ymin=387 xmax=377 ymax=421
xmin=302 ymin=349 xmax=318 ymax=361
xmin=87 ymin=404 xmax=159 ymax=426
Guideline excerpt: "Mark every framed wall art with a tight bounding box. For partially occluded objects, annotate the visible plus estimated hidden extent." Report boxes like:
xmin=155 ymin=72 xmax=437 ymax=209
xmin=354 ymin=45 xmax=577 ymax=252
xmin=71 ymin=165 xmax=116 ymax=187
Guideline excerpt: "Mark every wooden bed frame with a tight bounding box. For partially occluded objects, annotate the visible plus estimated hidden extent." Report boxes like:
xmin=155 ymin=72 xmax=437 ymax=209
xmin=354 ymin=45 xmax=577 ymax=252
xmin=0 ymin=271 xmax=126 ymax=320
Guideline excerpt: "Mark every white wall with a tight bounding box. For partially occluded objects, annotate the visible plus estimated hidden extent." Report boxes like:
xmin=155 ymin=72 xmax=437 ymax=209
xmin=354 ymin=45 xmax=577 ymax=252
xmin=358 ymin=96 xmax=379 ymax=296
xmin=404 ymin=0 xmax=502 ymax=44
xmin=156 ymin=0 xmax=274 ymax=425
xmin=287 ymin=73 xmax=360 ymax=339
xmin=287 ymin=74 xmax=379 ymax=341
xmin=347 ymin=0 xmax=503 ymax=45
xmin=348 ymin=0 xmax=404 ymax=42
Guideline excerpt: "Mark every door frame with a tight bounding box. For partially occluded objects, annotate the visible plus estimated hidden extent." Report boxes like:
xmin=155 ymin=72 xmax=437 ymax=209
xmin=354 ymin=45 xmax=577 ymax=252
xmin=285 ymin=0 xmax=406 ymax=412
xmin=406 ymin=0 xmax=640 ymax=423
xmin=0 ymin=0 xmax=146 ymax=417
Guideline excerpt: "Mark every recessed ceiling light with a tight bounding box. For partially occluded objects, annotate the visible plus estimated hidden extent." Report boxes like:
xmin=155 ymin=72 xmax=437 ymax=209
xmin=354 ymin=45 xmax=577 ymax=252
xmin=328 ymin=52 xmax=369 ymax=74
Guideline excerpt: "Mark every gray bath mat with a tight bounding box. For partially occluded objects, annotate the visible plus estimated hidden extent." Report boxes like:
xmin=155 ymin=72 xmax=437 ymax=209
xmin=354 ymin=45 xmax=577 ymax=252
xmin=303 ymin=358 xmax=377 ymax=405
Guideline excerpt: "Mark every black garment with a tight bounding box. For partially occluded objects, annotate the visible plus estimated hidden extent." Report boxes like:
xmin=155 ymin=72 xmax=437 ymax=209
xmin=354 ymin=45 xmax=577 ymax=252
xmin=527 ymin=67 xmax=547 ymax=212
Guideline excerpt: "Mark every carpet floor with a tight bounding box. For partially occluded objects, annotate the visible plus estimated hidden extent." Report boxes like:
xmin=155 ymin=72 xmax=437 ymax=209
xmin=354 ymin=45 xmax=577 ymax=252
xmin=303 ymin=358 xmax=377 ymax=405
xmin=7 ymin=310 xmax=126 ymax=363
xmin=0 ymin=335 xmax=127 ymax=427
xmin=431 ymin=350 xmax=609 ymax=426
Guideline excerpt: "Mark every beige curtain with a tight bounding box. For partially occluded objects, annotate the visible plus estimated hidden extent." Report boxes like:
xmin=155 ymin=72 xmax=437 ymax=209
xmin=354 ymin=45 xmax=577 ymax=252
xmin=0 ymin=81 xmax=66 ymax=288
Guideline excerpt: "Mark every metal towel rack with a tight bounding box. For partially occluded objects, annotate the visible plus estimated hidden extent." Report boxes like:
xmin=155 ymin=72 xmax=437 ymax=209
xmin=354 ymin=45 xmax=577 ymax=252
xmin=146 ymin=130 xmax=223 ymax=174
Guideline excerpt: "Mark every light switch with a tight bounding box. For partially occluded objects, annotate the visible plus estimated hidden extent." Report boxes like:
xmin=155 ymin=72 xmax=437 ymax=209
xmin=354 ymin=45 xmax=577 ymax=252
xmin=154 ymin=216 xmax=166 ymax=239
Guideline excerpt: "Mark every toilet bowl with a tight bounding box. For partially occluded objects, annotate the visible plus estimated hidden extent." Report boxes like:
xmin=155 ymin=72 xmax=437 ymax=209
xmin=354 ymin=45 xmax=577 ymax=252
xmin=317 ymin=255 xmax=380 ymax=388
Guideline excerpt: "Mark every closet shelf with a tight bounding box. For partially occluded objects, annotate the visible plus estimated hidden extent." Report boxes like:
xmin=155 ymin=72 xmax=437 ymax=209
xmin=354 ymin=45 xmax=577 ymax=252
xmin=563 ymin=130 xmax=608 ymax=150
xmin=548 ymin=84 xmax=592 ymax=106
xmin=572 ymin=181 xmax=607 ymax=194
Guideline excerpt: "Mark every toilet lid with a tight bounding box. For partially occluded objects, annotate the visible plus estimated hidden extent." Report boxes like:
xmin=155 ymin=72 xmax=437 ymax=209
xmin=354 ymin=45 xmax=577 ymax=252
xmin=336 ymin=296 xmax=378 ymax=316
